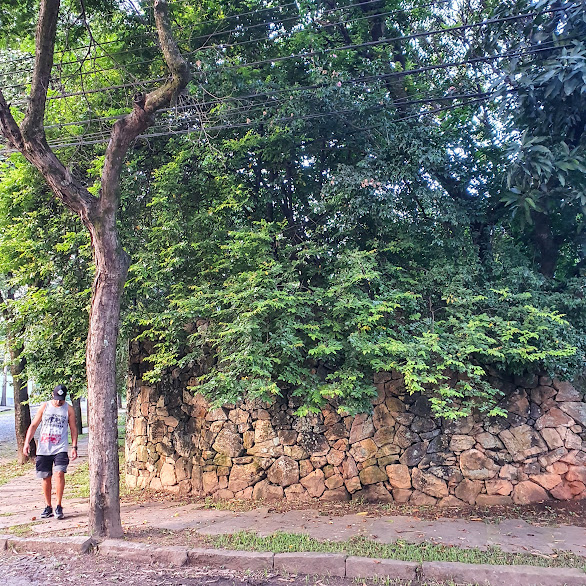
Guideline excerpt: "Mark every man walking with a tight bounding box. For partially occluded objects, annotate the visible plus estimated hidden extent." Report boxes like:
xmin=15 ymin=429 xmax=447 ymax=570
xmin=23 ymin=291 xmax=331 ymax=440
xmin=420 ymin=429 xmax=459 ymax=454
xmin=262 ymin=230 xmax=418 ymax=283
xmin=23 ymin=384 xmax=78 ymax=520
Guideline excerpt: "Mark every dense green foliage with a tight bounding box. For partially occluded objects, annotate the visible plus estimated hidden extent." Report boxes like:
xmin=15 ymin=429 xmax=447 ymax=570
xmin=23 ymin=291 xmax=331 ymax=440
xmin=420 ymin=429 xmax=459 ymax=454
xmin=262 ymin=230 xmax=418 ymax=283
xmin=1 ymin=0 xmax=585 ymax=415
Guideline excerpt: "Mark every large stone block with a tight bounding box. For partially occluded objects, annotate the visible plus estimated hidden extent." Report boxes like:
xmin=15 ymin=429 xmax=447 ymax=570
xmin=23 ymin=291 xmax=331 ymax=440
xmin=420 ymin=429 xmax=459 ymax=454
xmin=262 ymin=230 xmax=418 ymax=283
xmin=412 ymin=469 xmax=448 ymax=498
xmin=459 ymin=449 xmax=498 ymax=480
xmin=160 ymin=462 xmax=177 ymax=486
xmin=359 ymin=465 xmax=387 ymax=485
xmin=227 ymin=461 xmax=263 ymax=493
xmin=499 ymin=424 xmax=548 ymax=461
xmin=254 ymin=419 xmax=276 ymax=443
xmin=553 ymin=380 xmax=582 ymax=401
xmin=372 ymin=405 xmax=395 ymax=430
xmin=349 ymin=438 xmax=378 ymax=463
xmin=385 ymin=464 xmax=411 ymax=489
xmin=399 ymin=441 xmax=428 ymax=466
xmin=512 ymin=480 xmax=548 ymax=504
xmin=349 ymin=414 xmax=375 ymax=444
xmin=454 ymin=479 xmax=482 ymax=504
xmin=300 ymin=469 xmax=326 ymax=498
xmin=559 ymin=402 xmax=586 ymax=426
xmin=252 ymin=479 xmax=284 ymax=500
xmin=212 ymin=427 xmax=243 ymax=458
xmin=535 ymin=408 xmax=575 ymax=430
xmin=267 ymin=456 xmax=299 ymax=487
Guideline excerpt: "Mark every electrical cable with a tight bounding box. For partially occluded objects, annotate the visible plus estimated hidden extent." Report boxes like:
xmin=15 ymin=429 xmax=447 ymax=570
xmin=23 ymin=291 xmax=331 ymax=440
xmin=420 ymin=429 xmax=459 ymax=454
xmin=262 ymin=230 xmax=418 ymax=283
xmin=9 ymin=37 xmax=569 ymax=110
xmin=0 ymin=0 xmax=456 ymax=79
xmin=1 ymin=0 xmax=447 ymax=68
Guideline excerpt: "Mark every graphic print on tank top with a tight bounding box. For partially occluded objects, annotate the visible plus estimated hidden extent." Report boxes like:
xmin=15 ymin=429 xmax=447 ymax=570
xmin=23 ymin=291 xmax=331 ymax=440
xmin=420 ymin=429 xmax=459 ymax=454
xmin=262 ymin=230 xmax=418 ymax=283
xmin=40 ymin=412 xmax=67 ymax=446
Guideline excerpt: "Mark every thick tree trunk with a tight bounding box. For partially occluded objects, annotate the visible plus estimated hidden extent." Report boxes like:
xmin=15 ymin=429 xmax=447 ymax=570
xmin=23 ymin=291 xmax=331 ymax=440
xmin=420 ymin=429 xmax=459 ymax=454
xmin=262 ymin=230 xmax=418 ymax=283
xmin=72 ymin=397 xmax=83 ymax=436
xmin=86 ymin=228 xmax=129 ymax=538
xmin=10 ymin=347 xmax=35 ymax=464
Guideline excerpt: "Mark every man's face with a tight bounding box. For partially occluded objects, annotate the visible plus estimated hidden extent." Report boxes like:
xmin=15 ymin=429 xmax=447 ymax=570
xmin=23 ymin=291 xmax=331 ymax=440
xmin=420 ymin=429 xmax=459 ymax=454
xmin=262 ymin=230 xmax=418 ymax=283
xmin=52 ymin=399 xmax=65 ymax=406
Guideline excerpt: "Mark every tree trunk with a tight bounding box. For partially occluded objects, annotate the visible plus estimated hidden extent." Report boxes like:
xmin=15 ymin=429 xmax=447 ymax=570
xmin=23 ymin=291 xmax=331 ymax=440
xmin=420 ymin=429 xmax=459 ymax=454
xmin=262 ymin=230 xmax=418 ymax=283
xmin=11 ymin=347 xmax=35 ymax=464
xmin=72 ymin=397 xmax=83 ymax=436
xmin=1 ymin=364 xmax=6 ymax=407
xmin=532 ymin=210 xmax=559 ymax=279
xmin=85 ymin=226 xmax=129 ymax=538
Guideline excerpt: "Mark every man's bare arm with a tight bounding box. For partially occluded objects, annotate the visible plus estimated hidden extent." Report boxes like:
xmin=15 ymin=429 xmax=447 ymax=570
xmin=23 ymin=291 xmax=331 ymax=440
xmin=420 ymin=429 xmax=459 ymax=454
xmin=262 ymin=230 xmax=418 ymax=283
xmin=68 ymin=404 xmax=78 ymax=459
xmin=23 ymin=403 xmax=46 ymax=456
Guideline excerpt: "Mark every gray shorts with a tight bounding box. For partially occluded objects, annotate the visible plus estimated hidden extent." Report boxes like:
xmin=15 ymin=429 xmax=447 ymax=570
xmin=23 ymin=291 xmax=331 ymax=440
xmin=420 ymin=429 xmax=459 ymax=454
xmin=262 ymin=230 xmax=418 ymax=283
xmin=35 ymin=452 xmax=69 ymax=478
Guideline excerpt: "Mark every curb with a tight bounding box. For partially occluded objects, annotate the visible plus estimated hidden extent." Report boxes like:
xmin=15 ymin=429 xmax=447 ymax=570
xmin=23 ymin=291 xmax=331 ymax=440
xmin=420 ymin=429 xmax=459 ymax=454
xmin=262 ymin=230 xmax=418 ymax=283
xmin=2 ymin=535 xmax=585 ymax=585
xmin=1 ymin=535 xmax=94 ymax=555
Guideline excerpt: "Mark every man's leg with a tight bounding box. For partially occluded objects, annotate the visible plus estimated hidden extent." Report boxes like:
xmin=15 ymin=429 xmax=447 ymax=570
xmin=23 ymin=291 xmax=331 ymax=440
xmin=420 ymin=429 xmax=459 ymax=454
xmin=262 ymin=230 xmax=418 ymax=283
xmin=53 ymin=452 xmax=69 ymax=518
xmin=41 ymin=476 xmax=52 ymax=506
xmin=54 ymin=471 xmax=65 ymax=507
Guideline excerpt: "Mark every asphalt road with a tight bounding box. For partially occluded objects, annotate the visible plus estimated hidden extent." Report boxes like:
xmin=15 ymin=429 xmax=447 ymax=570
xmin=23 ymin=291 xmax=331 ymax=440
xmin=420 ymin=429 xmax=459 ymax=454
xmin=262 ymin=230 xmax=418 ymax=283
xmin=0 ymin=406 xmax=40 ymax=460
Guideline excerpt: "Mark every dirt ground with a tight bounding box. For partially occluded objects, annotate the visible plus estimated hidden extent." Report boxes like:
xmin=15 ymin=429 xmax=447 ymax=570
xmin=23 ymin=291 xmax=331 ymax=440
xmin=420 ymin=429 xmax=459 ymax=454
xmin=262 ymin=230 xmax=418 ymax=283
xmin=120 ymin=489 xmax=586 ymax=529
xmin=0 ymin=551 xmax=421 ymax=586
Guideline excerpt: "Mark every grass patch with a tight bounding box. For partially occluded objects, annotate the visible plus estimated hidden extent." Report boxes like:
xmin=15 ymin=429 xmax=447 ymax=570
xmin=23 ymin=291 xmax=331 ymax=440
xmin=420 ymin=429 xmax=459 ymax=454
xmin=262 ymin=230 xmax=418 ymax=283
xmin=67 ymin=461 xmax=90 ymax=497
xmin=205 ymin=532 xmax=586 ymax=571
xmin=0 ymin=459 xmax=34 ymax=487
xmin=8 ymin=523 xmax=35 ymax=537
xmin=67 ymin=410 xmax=127 ymax=499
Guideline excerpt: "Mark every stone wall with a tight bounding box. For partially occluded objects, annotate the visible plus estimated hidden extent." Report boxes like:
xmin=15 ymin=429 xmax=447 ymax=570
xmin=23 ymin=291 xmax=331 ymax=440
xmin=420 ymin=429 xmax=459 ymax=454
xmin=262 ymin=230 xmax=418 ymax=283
xmin=125 ymin=346 xmax=586 ymax=506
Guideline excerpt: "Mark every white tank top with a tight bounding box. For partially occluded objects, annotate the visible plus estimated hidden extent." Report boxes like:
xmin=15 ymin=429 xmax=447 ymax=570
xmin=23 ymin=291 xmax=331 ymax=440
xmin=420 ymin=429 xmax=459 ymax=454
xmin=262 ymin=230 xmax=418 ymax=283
xmin=38 ymin=401 xmax=70 ymax=456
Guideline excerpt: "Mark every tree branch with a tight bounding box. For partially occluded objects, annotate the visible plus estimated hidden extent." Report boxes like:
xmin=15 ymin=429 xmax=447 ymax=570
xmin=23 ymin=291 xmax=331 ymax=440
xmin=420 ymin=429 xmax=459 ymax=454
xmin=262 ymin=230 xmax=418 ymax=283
xmin=0 ymin=91 xmax=25 ymax=151
xmin=145 ymin=0 xmax=190 ymax=114
xmin=100 ymin=0 xmax=190 ymax=216
xmin=21 ymin=0 xmax=60 ymax=143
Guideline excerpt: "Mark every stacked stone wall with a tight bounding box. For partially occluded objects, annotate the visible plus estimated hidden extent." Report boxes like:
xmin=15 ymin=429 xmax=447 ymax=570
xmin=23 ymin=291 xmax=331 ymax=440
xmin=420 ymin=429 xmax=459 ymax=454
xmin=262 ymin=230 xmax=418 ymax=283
xmin=125 ymin=348 xmax=586 ymax=505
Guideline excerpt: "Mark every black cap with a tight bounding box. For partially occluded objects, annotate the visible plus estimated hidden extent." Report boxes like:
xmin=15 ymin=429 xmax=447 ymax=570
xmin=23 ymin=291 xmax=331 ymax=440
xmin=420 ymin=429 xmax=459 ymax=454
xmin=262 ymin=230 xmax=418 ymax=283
xmin=53 ymin=384 xmax=68 ymax=400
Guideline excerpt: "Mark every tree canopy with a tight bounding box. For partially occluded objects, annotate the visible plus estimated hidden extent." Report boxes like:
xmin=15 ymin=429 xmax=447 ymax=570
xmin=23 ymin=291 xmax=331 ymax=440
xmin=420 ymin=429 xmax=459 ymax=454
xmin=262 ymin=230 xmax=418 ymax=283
xmin=1 ymin=0 xmax=585 ymax=425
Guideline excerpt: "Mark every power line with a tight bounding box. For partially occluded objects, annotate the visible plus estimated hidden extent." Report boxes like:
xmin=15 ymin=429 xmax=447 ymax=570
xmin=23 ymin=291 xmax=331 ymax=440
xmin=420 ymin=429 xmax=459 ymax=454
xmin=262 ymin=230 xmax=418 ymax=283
xmin=192 ymin=7 xmax=573 ymax=76
xmin=33 ymin=93 xmax=495 ymax=152
xmin=0 ymin=0 xmax=455 ymax=80
xmin=0 ymin=0 xmax=451 ymax=89
xmin=6 ymin=1 xmax=300 ymax=61
xmin=0 ymin=0 xmax=444 ymax=71
xmin=9 ymin=36 xmax=569 ymax=111
xmin=35 ymin=37 xmax=566 ymax=137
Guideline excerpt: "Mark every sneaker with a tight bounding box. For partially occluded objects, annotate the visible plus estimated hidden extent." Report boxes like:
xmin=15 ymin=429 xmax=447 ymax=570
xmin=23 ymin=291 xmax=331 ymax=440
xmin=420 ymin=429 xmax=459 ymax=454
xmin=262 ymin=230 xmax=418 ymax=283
xmin=55 ymin=505 xmax=64 ymax=520
xmin=40 ymin=506 xmax=53 ymax=518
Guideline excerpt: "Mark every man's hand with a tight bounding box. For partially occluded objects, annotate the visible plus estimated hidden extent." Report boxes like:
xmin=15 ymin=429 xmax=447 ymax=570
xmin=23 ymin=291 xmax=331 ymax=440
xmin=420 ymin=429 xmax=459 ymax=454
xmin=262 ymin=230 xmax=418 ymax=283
xmin=23 ymin=443 xmax=30 ymax=457
xmin=71 ymin=447 xmax=78 ymax=461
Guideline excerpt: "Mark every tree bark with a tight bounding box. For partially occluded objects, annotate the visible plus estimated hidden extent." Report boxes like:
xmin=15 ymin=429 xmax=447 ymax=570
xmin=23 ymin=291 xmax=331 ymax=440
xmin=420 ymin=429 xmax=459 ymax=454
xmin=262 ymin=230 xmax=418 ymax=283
xmin=1 ymin=364 xmax=6 ymax=407
xmin=85 ymin=228 xmax=129 ymax=538
xmin=72 ymin=397 xmax=83 ymax=436
xmin=11 ymin=345 xmax=35 ymax=464
xmin=532 ymin=210 xmax=559 ymax=279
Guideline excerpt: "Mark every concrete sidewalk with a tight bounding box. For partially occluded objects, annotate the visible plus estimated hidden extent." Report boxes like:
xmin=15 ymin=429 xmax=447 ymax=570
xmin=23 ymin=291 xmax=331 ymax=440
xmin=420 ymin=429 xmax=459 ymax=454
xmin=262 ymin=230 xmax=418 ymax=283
xmin=1 ymin=439 xmax=585 ymax=584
